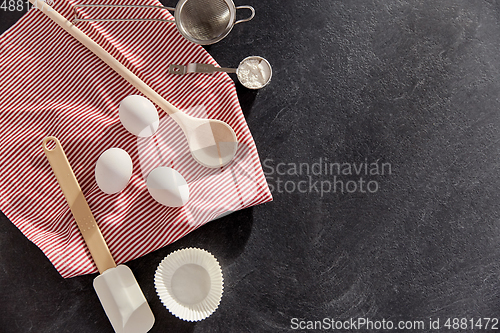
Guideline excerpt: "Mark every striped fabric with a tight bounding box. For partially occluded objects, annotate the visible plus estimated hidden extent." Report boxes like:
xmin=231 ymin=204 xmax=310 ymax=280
xmin=0 ymin=0 xmax=272 ymax=278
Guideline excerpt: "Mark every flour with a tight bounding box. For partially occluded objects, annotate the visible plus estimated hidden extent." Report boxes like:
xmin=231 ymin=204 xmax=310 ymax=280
xmin=237 ymin=57 xmax=272 ymax=89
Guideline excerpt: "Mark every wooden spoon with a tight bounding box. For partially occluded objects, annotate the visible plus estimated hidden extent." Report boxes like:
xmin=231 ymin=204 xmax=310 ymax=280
xmin=30 ymin=0 xmax=238 ymax=168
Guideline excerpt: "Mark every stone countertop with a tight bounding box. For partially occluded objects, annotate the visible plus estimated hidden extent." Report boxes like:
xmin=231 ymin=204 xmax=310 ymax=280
xmin=2 ymin=1 xmax=500 ymax=332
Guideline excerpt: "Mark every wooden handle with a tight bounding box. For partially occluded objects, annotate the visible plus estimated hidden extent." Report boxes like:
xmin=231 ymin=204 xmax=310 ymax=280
xmin=29 ymin=0 xmax=178 ymax=115
xmin=42 ymin=137 xmax=116 ymax=274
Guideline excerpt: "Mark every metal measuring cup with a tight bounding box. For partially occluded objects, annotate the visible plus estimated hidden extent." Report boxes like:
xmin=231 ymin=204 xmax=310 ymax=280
xmin=168 ymin=56 xmax=273 ymax=89
xmin=72 ymin=0 xmax=255 ymax=45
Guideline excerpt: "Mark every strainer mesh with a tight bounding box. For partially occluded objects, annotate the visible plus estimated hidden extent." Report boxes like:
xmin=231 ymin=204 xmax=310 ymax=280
xmin=179 ymin=0 xmax=231 ymax=41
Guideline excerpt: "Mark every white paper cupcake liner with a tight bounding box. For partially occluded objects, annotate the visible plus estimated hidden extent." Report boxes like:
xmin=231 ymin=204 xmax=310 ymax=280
xmin=154 ymin=248 xmax=224 ymax=321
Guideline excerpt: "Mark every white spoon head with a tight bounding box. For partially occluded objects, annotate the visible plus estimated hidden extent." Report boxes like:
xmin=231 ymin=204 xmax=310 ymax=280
xmin=169 ymin=113 xmax=238 ymax=168
xmin=188 ymin=120 xmax=238 ymax=168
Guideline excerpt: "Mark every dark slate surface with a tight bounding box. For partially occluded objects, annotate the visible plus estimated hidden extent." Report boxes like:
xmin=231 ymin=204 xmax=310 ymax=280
xmin=2 ymin=0 xmax=500 ymax=332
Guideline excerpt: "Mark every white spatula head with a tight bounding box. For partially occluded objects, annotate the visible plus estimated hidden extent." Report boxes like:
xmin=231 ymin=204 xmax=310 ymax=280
xmin=94 ymin=265 xmax=155 ymax=333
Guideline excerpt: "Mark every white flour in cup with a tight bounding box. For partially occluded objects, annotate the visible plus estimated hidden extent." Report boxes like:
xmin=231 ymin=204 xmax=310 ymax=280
xmin=237 ymin=57 xmax=272 ymax=89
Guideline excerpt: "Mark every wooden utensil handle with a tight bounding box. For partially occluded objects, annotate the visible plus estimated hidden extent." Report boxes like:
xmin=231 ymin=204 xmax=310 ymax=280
xmin=28 ymin=0 xmax=178 ymax=116
xmin=42 ymin=136 xmax=116 ymax=274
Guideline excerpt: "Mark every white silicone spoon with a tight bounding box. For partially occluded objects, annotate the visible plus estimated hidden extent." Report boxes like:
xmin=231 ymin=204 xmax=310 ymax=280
xmin=30 ymin=0 xmax=238 ymax=168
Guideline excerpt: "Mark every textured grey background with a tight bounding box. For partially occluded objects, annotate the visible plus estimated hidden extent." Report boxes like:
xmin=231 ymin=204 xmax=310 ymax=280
xmin=2 ymin=0 xmax=500 ymax=332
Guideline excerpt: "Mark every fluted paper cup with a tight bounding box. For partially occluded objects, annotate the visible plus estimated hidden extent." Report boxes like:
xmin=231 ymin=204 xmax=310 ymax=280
xmin=154 ymin=248 xmax=224 ymax=321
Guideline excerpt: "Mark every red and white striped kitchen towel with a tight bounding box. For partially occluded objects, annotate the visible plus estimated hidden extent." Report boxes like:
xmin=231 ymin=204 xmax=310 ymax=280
xmin=0 ymin=0 xmax=272 ymax=278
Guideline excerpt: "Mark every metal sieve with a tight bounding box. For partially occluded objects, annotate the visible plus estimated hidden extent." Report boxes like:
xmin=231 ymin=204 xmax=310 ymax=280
xmin=72 ymin=0 xmax=255 ymax=45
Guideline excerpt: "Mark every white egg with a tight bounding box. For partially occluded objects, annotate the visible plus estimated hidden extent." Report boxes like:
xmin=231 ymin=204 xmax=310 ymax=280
xmin=95 ymin=148 xmax=133 ymax=194
xmin=146 ymin=167 xmax=189 ymax=207
xmin=119 ymin=95 xmax=159 ymax=137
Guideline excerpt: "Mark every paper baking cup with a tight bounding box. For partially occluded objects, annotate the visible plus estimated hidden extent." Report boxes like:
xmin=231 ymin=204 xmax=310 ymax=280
xmin=155 ymin=248 xmax=224 ymax=321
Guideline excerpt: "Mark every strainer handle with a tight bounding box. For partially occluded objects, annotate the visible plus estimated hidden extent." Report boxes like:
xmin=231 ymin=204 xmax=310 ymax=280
xmin=234 ymin=5 xmax=255 ymax=25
